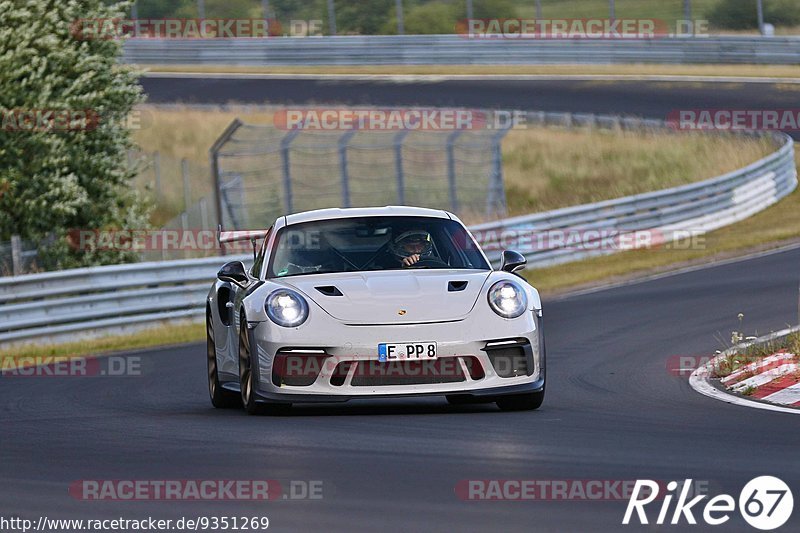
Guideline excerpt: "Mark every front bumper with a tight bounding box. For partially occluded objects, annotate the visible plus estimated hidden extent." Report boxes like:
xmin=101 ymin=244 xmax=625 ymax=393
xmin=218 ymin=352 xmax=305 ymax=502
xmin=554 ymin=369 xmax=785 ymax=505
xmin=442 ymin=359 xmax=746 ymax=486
xmin=248 ymin=311 xmax=545 ymax=403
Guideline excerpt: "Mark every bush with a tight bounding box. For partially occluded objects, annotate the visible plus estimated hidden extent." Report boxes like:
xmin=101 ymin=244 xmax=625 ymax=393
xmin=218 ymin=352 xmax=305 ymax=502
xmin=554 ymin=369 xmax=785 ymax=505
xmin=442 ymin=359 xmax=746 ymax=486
xmin=0 ymin=0 xmax=149 ymax=268
xmin=764 ymin=0 xmax=800 ymax=26
xmin=706 ymin=0 xmax=800 ymax=30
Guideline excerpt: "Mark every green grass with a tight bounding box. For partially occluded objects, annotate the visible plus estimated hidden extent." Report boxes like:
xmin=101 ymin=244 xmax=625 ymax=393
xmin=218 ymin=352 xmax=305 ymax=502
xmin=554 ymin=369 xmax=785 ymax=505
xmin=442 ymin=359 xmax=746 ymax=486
xmin=712 ymin=331 xmax=800 ymax=380
xmin=0 ymin=322 xmax=205 ymax=365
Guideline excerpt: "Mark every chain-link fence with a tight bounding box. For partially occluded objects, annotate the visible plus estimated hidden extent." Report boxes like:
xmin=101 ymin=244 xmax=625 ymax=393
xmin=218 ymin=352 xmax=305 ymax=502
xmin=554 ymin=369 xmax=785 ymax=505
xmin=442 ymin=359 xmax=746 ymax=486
xmin=210 ymin=113 xmax=510 ymax=231
xmin=0 ymin=236 xmax=40 ymax=276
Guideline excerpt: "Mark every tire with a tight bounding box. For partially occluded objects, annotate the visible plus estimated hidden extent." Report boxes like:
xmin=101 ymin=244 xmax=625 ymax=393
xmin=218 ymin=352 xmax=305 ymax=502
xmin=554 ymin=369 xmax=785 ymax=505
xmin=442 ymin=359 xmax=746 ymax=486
xmin=238 ymin=318 xmax=291 ymax=416
xmin=207 ymin=312 xmax=241 ymax=408
xmin=495 ymin=390 xmax=545 ymax=411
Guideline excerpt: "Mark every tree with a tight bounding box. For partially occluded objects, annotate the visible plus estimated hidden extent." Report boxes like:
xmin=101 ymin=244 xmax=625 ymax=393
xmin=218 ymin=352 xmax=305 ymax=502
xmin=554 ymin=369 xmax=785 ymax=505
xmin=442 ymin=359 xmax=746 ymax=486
xmin=0 ymin=0 xmax=149 ymax=268
xmin=706 ymin=0 xmax=800 ymax=30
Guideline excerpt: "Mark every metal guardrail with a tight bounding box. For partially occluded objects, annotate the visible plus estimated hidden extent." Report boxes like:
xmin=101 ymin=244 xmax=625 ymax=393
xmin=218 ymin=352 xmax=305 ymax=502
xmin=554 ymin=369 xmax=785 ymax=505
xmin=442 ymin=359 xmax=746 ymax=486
xmin=0 ymin=114 xmax=795 ymax=345
xmin=0 ymin=256 xmax=247 ymax=344
xmin=473 ymin=128 xmax=797 ymax=268
xmin=122 ymin=35 xmax=800 ymax=66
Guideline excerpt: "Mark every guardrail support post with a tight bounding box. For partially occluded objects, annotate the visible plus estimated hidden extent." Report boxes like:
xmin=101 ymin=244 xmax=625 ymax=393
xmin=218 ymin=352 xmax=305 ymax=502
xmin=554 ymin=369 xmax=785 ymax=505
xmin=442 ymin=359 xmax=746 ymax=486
xmin=446 ymin=130 xmax=465 ymax=213
xmin=281 ymin=130 xmax=302 ymax=214
xmin=396 ymin=0 xmax=405 ymax=35
xmin=180 ymin=212 xmax=189 ymax=259
xmin=327 ymin=0 xmax=337 ymax=35
xmin=487 ymin=125 xmax=512 ymax=219
xmin=153 ymin=151 xmax=162 ymax=202
xmin=757 ymin=0 xmax=765 ymax=34
xmin=200 ymin=197 xmax=209 ymax=230
xmin=338 ymin=130 xmax=357 ymax=208
xmin=10 ymin=235 xmax=22 ymax=276
xmin=394 ymin=130 xmax=410 ymax=205
xmin=182 ymin=158 xmax=191 ymax=211
xmin=208 ymin=120 xmax=243 ymax=246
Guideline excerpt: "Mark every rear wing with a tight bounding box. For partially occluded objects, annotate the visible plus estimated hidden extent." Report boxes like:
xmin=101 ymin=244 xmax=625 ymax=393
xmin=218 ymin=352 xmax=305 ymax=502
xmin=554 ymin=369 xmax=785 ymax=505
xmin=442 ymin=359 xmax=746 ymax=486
xmin=217 ymin=226 xmax=270 ymax=260
xmin=218 ymin=228 xmax=270 ymax=244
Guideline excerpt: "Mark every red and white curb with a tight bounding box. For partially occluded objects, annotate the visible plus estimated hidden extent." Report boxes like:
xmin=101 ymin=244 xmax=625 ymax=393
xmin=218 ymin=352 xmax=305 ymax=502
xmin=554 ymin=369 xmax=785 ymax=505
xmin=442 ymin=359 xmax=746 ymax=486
xmin=689 ymin=326 xmax=800 ymax=415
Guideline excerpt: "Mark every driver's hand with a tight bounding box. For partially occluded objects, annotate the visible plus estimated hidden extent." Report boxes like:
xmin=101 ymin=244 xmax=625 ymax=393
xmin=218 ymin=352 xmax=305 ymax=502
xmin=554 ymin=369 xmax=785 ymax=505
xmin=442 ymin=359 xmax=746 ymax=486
xmin=402 ymin=254 xmax=420 ymax=267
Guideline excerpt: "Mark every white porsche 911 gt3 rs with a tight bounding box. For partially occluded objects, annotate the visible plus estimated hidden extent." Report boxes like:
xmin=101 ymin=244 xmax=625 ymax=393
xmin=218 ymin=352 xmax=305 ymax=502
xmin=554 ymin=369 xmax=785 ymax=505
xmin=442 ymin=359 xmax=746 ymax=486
xmin=206 ymin=206 xmax=545 ymax=415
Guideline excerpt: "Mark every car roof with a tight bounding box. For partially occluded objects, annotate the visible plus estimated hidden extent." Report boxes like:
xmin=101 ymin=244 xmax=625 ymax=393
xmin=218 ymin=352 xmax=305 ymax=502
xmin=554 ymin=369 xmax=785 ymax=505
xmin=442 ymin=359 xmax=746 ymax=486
xmin=283 ymin=206 xmax=452 ymax=226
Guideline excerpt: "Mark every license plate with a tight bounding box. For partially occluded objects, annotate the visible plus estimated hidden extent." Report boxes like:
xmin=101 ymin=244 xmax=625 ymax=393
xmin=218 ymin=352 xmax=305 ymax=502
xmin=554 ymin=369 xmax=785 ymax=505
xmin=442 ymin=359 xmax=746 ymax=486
xmin=378 ymin=342 xmax=437 ymax=362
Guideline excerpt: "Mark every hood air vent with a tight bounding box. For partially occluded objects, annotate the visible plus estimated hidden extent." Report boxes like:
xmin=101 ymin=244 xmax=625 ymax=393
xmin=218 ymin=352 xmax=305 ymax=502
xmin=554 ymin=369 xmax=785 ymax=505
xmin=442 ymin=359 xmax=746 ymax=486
xmin=315 ymin=286 xmax=343 ymax=297
xmin=448 ymin=281 xmax=468 ymax=292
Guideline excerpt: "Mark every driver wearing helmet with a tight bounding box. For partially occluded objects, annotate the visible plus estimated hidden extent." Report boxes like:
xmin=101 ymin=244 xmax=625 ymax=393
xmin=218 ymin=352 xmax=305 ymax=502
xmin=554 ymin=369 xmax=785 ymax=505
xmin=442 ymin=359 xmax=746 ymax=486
xmin=388 ymin=229 xmax=433 ymax=267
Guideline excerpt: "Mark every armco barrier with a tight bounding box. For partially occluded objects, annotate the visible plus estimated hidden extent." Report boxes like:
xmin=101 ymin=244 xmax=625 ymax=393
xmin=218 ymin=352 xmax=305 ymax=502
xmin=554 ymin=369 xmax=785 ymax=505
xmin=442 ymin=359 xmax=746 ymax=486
xmin=0 ymin=255 xmax=245 ymax=344
xmin=122 ymin=35 xmax=800 ymax=66
xmin=474 ymin=130 xmax=796 ymax=267
xmin=0 ymin=117 xmax=795 ymax=345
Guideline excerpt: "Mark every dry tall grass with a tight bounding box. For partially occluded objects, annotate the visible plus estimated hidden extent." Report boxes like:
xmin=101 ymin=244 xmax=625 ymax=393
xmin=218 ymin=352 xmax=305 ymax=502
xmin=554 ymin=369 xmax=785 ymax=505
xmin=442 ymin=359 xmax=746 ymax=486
xmin=502 ymin=127 xmax=774 ymax=213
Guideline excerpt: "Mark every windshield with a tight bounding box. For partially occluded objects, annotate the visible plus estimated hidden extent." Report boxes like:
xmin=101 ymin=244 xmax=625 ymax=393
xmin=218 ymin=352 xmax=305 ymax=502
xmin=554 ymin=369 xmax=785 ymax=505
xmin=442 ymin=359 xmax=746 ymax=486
xmin=267 ymin=216 xmax=490 ymax=278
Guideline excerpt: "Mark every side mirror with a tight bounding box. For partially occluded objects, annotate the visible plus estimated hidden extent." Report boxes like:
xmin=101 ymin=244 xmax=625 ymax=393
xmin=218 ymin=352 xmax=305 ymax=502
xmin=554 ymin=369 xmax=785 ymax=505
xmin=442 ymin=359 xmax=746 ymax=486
xmin=500 ymin=250 xmax=527 ymax=273
xmin=217 ymin=261 xmax=249 ymax=286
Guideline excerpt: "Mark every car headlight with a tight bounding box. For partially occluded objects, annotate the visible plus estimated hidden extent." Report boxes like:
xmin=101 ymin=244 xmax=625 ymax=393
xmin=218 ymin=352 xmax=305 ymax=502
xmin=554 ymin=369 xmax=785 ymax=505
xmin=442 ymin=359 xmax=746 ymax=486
xmin=266 ymin=289 xmax=309 ymax=327
xmin=487 ymin=280 xmax=528 ymax=318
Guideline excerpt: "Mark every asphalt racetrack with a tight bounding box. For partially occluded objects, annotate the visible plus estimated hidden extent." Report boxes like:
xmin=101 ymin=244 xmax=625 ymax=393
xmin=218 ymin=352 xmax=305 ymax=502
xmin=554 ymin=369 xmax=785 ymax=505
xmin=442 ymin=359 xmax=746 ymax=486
xmin=140 ymin=76 xmax=800 ymax=129
xmin=2 ymin=77 xmax=799 ymax=532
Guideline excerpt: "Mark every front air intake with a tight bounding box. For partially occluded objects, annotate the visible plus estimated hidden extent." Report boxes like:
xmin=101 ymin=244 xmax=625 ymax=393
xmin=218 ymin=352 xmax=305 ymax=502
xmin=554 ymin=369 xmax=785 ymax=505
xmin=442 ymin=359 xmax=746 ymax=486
xmin=483 ymin=339 xmax=533 ymax=378
xmin=272 ymin=349 xmax=329 ymax=387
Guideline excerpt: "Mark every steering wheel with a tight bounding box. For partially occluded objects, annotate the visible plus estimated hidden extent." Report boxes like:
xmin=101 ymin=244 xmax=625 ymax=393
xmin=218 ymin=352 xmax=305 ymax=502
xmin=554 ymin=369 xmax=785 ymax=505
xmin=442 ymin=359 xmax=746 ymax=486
xmin=406 ymin=257 xmax=449 ymax=269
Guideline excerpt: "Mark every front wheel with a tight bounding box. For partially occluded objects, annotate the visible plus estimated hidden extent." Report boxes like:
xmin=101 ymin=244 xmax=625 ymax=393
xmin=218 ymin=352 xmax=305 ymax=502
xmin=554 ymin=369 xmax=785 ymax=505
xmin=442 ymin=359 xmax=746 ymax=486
xmin=495 ymin=390 xmax=544 ymax=411
xmin=207 ymin=312 xmax=241 ymax=409
xmin=238 ymin=319 xmax=291 ymax=416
